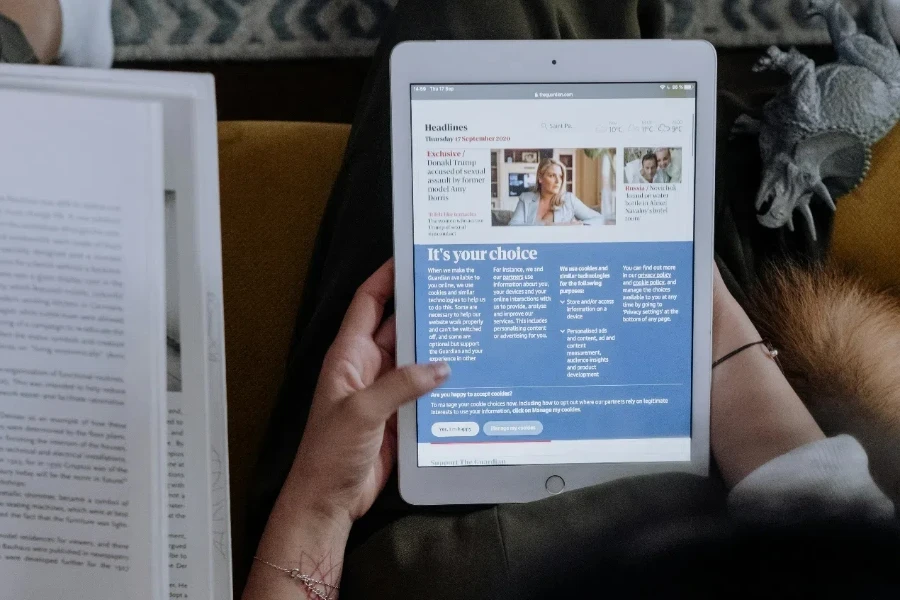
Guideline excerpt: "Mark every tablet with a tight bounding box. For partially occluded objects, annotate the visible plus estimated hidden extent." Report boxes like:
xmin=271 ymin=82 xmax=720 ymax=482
xmin=390 ymin=40 xmax=717 ymax=505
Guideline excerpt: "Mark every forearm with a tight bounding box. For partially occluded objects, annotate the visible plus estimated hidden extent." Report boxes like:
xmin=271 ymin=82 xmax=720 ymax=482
xmin=243 ymin=467 xmax=350 ymax=600
xmin=711 ymin=286 xmax=825 ymax=488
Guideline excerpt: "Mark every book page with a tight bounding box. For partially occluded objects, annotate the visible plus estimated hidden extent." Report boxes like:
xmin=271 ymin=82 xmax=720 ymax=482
xmin=138 ymin=83 xmax=230 ymax=600
xmin=0 ymin=89 xmax=167 ymax=598
xmin=162 ymin=96 xmax=231 ymax=600
xmin=0 ymin=67 xmax=233 ymax=599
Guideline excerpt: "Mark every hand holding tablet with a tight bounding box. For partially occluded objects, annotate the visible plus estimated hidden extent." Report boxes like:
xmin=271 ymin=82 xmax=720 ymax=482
xmin=390 ymin=40 xmax=717 ymax=504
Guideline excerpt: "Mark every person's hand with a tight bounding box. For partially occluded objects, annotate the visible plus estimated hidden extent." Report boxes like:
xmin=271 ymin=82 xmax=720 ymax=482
xmin=285 ymin=259 xmax=450 ymax=529
xmin=245 ymin=260 xmax=449 ymax=599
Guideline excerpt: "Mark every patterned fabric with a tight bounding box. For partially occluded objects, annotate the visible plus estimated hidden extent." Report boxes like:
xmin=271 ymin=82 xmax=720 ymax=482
xmin=112 ymin=0 xmax=865 ymax=61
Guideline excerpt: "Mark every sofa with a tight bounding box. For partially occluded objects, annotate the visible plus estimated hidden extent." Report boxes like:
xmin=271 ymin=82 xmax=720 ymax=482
xmin=218 ymin=120 xmax=349 ymax=593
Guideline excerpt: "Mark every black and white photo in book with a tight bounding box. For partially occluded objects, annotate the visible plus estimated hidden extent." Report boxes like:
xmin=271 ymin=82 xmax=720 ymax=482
xmin=165 ymin=190 xmax=182 ymax=392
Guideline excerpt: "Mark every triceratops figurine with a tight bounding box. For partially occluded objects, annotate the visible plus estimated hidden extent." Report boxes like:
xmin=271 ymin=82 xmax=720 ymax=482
xmin=739 ymin=0 xmax=900 ymax=240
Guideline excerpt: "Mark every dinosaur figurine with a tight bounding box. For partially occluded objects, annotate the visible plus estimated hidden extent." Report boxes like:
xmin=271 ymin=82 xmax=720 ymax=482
xmin=741 ymin=0 xmax=900 ymax=240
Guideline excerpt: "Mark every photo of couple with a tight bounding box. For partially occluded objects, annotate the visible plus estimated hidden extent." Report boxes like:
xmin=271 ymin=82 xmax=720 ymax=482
xmin=624 ymin=147 xmax=683 ymax=184
xmin=490 ymin=148 xmax=616 ymax=227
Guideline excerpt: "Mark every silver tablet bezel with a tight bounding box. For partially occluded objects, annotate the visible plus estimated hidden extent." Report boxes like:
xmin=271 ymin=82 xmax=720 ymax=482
xmin=391 ymin=40 xmax=717 ymax=505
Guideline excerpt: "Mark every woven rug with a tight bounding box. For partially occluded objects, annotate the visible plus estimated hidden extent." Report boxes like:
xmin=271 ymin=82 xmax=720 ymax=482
xmin=112 ymin=0 xmax=863 ymax=61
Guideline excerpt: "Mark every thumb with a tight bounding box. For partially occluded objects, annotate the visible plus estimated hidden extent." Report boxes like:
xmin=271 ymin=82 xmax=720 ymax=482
xmin=349 ymin=362 xmax=451 ymax=423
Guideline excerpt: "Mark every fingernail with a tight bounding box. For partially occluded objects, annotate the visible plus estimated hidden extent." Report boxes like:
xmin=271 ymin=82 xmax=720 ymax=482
xmin=431 ymin=362 xmax=451 ymax=381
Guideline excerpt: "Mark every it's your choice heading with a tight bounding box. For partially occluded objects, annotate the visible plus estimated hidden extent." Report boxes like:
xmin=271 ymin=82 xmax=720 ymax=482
xmin=427 ymin=246 xmax=539 ymax=263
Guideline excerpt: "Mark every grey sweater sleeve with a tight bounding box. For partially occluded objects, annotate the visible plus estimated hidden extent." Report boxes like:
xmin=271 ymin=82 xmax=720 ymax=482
xmin=727 ymin=435 xmax=895 ymax=525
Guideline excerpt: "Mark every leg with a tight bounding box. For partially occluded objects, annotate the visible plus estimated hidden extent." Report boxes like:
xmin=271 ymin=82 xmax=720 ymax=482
xmin=0 ymin=0 xmax=61 ymax=63
xmin=246 ymin=0 xmax=663 ymax=576
xmin=809 ymin=0 xmax=900 ymax=81
xmin=342 ymin=473 xmax=726 ymax=599
xmin=753 ymin=46 xmax=822 ymax=121
xmin=753 ymin=45 xmax=815 ymax=78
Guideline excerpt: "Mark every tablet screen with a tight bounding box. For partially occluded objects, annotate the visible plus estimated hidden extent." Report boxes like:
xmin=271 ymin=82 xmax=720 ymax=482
xmin=409 ymin=82 xmax=697 ymax=467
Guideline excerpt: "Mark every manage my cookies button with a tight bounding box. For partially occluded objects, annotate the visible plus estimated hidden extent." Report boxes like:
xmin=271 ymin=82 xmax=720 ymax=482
xmin=431 ymin=422 xmax=480 ymax=437
xmin=483 ymin=421 xmax=544 ymax=436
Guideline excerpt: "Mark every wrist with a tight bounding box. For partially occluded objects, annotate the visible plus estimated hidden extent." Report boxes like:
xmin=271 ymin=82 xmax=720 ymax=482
xmin=712 ymin=293 xmax=761 ymax=361
xmin=250 ymin=498 xmax=349 ymax=599
xmin=274 ymin=466 xmax=355 ymax=542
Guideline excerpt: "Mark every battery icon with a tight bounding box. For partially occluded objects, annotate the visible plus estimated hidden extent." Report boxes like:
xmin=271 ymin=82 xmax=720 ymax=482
xmin=684 ymin=84 xmax=693 ymax=90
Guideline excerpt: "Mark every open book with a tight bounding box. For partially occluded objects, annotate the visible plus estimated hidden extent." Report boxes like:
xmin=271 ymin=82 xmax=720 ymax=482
xmin=0 ymin=65 xmax=231 ymax=599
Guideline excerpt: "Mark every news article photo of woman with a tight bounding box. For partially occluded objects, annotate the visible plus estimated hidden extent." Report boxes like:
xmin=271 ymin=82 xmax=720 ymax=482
xmin=490 ymin=148 xmax=617 ymax=226
xmin=624 ymin=147 xmax=682 ymax=184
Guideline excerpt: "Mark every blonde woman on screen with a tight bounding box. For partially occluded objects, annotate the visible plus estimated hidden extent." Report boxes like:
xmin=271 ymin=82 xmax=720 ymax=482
xmin=509 ymin=158 xmax=603 ymax=225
